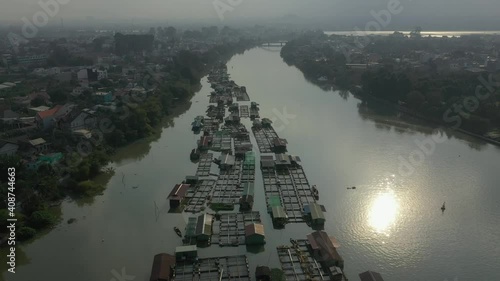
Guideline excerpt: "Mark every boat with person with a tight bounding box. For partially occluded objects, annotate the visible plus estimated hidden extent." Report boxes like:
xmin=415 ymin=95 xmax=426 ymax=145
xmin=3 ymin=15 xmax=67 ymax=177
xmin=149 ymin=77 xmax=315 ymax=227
xmin=174 ymin=227 xmax=182 ymax=237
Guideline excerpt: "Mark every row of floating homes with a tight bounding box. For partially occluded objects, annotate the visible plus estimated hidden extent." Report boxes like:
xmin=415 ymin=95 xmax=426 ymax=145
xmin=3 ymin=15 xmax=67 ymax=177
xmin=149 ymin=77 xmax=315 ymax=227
xmin=159 ymin=63 xmax=386 ymax=280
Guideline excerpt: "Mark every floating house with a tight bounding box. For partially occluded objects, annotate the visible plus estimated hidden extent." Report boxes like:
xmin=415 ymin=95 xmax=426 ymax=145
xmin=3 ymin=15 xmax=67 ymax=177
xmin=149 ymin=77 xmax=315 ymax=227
xmin=195 ymin=213 xmax=213 ymax=241
xmin=255 ymin=266 xmax=271 ymax=281
xmin=239 ymin=182 xmax=255 ymax=211
xmin=167 ymin=184 xmax=190 ymax=209
xmin=224 ymin=113 xmax=240 ymax=124
xmin=235 ymin=142 xmax=253 ymax=156
xmin=175 ymin=245 xmax=197 ymax=261
xmin=272 ymin=138 xmax=288 ymax=152
xmin=307 ymin=231 xmax=344 ymax=269
xmin=252 ymin=119 xmax=262 ymax=129
xmin=304 ymin=203 xmax=326 ymax=226
xmin=260 ymin=155 xmax=275 ymax=169
xmin=271 ymin=206 xmax=288 ymax=226
xmin=245 ymin=223 xmax=265 ymax=245
xmin=197 ymin=135 xmax=212 ymax=150
xmin=359 ymin=271 xmax=385 ymax=281
xmin=261 ymin=118 xmax=273 ymax=128
xmin=149 ymin=253 xmax=175 ymax=281
xmin=219 ymin=153 xmax=236 ymax=170
xmin=185 ymin=175 xmax=199 ymax=185
xmin=275 ymin=153 xmax=291 ymax=167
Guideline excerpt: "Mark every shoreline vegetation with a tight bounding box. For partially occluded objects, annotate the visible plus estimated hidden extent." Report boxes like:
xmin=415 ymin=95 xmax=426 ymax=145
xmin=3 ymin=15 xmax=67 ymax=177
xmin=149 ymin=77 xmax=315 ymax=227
xmin=0 ymin=38 xmax=258 ymax=248
xmin=280 ymin=30 xmax=500 ymax=146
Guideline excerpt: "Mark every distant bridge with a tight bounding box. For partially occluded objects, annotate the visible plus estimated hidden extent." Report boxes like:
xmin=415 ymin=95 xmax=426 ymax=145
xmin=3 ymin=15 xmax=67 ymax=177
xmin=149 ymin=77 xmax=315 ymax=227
xmin=261 ymin=41 xmax=288 ymax=47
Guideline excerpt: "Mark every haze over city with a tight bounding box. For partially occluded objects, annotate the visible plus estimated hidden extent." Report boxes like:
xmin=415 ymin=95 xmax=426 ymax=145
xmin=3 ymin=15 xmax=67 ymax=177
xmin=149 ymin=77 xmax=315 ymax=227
xmin=1 ymin=0 xmax=500 ymax=29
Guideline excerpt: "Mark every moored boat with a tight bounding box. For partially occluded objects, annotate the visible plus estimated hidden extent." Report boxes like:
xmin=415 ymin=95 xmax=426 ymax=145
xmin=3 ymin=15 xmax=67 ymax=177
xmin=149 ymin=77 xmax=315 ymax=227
xmin=174 ymin=227 xmax=182 ymax=237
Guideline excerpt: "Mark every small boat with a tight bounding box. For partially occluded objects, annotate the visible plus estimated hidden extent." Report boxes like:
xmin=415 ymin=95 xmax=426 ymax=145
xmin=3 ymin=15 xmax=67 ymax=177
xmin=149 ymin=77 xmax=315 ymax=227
xmin=311 ymin=185 xmax=319 ymax=200
xmin=190 ymin=149 xmax=200 ymax=161
xmin=441 ymin=202 xmax=446 ymax=211
xmin=174 ymin=227 xmax=182 ymax=237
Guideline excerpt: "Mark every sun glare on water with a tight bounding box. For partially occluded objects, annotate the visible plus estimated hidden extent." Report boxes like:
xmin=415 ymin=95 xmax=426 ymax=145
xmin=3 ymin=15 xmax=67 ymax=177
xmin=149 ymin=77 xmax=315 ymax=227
xmin=368 ymin=190 xmax=399 ymax=234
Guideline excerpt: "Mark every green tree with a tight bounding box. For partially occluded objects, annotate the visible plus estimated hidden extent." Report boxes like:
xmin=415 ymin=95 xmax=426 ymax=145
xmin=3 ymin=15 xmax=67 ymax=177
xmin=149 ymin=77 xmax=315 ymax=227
xmin=28 ymin=210 xmax=56 ymax=229
xmin=18 ymin=227 xmax=37 ymax=241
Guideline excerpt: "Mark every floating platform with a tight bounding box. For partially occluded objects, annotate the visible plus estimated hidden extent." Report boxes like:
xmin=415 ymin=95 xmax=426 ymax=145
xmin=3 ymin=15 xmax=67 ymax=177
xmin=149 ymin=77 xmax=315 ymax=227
xmin=184 ymin=180 xmax=216 ymax=213
xmin=174 ymin=255 xmax=251 ymax=281
xmin=262 ymin=167 xmax=316 ymax=223
xmin=210 ymin=132 xmax=232 ymax=152
xmin=211 ymin=159 xmax=243 ymax=207
xmin=195 ymin=153 xmax=213 ymax=177
xmin=212 ymin=212 xmax=261 ymax=246
xmin=277 ymin=240 xmax=332 ymax=281
xmin=252 ymin=126 xmax=279 ymax=153
xmin=240 ymin=105 xmax=250 ymax=118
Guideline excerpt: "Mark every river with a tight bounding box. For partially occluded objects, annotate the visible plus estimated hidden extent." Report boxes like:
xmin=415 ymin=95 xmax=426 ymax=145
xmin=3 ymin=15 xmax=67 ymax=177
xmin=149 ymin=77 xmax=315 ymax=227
xmin=3 ymin=47 xmax=500 ymax=281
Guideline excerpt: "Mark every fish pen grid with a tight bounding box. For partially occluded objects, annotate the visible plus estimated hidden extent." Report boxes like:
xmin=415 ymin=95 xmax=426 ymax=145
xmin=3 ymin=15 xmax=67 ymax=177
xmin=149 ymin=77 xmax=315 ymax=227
xmin=184 ymin=180 xmax=216 ymax=213
xmin=174 ymin=255 xmax=251 ymax=281
xmin=240 ymin=164 xmax=255 ymax=182
xmin=212 ymin=160 xmax=243 ymax=205
xmin=213 ymin=212 xmax=261 ymax=246
xmin=210 ymin=133 xmax=232 ymax=152
xmin=261 ymin=167 xmax=316 ymax=223
xmin=239 ymin=105 xmax=250 ymax=118
xmin=276 ymin=240 xmax=330 ymax=281
xmin=203 ymin=118 xmax=221 ymax=134
xmin=196 ymin=153 xmax=213 ymax=177
xmin=252 ymin=127 xmax=279 ymax=153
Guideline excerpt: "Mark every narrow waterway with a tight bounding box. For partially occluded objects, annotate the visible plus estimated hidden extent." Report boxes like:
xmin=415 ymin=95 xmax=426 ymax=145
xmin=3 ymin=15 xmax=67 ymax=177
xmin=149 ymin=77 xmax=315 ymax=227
xmin=4 ymin=47 xmax=500 ymax=281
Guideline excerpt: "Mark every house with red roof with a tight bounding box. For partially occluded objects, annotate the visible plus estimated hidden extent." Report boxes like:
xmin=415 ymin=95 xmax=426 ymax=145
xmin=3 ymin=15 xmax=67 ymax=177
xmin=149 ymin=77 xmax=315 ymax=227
xmin=35 ymin=103 xmax=75 ymax=130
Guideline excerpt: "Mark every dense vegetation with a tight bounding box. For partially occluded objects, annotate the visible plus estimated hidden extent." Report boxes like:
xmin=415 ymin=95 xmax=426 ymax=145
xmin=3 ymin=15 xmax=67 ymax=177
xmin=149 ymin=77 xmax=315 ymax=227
xmin=282 ymin=32 xmax=500 ymax=137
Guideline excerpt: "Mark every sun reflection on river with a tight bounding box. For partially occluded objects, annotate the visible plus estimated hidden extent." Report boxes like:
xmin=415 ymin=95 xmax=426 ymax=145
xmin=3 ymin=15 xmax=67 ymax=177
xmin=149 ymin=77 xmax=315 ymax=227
xmin=368 ymin=189 xmax=399 ymax=234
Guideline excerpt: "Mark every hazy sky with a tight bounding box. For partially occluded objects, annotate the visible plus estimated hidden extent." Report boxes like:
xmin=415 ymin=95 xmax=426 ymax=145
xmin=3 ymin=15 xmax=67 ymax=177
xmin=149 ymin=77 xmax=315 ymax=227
xmin=1 ymin=0 xmax=499 ymax=29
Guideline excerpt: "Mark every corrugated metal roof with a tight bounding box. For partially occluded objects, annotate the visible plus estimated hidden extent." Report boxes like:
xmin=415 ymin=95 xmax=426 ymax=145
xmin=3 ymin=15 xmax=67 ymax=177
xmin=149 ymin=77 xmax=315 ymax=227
xmin=272 ymin=206 xmax=287 ymax=219
xmin=175 ymin=245 xmax=197 ymax=253
xmin=195 ymin=214 xmax=213 ymax=236
xmin=309 ymin=203 xmax=325 ymax=220
xmin=245 ymin=223 xmax=265 ymax=237
xmin=359 ymin=271 xmax=385 ymax=281
xmin=168 ymin=184 xmax=190 ymax=200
